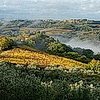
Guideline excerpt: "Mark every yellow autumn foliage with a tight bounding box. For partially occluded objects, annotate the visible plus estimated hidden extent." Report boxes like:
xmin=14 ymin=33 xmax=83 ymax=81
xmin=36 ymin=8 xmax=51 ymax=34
xmin=0 ymin=48 xmax=86 ymax=68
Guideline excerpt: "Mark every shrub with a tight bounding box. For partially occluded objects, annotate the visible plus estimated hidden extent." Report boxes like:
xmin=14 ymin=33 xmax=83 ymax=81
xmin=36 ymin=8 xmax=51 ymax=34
xmin=0 ymin=36 xmax=14 ymax=51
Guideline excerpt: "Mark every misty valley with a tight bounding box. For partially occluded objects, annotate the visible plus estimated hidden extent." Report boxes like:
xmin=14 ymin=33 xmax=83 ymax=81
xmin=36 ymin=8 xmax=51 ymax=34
xmin=0 ymin=19 xmax=100 ymax=100
xmin=50 ymin=33 xmax=100 ymax=54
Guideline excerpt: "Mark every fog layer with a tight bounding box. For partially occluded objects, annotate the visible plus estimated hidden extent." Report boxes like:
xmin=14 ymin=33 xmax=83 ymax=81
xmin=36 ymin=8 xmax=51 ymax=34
xmin=50 ymin=35 xmax=100 ymax=54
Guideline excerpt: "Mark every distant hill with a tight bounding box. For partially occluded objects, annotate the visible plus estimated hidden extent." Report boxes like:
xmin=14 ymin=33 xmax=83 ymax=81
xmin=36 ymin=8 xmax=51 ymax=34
xmin=0 ymin=47 xmax=86 ymax=67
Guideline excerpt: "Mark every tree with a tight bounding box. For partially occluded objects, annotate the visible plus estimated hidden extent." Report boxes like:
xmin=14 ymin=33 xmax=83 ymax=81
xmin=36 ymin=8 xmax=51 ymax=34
xmin=83 ymin=49 xmax=94 ymax=58
xmin=0 ymin=36 xmax=14 ymax=51
xmin=65 ymin=52 xmax=90 ymax=63
xmin=94 ymin=53 xmax=100 ymax=60
xmin=73 ymin=48 xmax=94 ymax=59
xmin=76 ymin=55 xmax=89 ymax=63
xmin=65 ymin=52 xmax=80 ymax=59
xmin=47 ymin=42 xmax=73 ymax=56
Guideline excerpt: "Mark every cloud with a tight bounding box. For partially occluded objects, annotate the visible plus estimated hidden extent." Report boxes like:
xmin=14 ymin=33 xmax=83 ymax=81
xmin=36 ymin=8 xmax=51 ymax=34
xmin=96 ymin=10 xmax=100 ymax=14
xmin=0 ymin=0 xmax=100 ymax=20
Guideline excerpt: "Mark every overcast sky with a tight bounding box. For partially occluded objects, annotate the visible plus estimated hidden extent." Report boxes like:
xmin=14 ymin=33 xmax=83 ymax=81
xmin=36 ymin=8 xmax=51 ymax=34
xmin=0 ymin=0 xmax=100 ymax=20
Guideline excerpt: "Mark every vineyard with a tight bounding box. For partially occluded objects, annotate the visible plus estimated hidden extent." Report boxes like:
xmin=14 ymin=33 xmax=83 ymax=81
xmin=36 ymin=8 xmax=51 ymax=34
xmin=0 ymin=48 xmax=86 ymax=67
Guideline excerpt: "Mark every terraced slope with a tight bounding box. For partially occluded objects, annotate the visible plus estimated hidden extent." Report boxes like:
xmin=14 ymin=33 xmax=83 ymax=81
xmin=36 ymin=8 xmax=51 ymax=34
xmin=0 ymin=48 xmax=86 ymax=67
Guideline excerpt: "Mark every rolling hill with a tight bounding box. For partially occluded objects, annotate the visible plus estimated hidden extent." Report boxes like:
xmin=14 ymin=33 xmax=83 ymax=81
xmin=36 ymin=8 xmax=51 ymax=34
xmin=0 ymin=47 xmax=86 ymax=67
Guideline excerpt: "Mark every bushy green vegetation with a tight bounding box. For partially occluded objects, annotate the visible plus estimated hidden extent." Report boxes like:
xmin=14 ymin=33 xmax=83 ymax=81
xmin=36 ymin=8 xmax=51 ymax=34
xmin=73 ymin=48 xmax=94 ymax=58
xmin=65 ymin=52 xmax=90 ymax=63
xmin=47 ymin=42 xmax=73 ymax=55
xmin=94 ymin=53 xmax=100 ymax=60
xmin=87 ymin=60 xmax=100 ymax=72
xmin=0 ymin=36 xmax=14 ymax=51
xmin=0 ymin=61 xmax=100 ymax=100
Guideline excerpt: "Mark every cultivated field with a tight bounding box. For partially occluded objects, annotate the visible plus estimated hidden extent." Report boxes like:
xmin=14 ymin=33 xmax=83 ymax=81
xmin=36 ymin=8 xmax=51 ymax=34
xmin=0 ymin=48 xmax=86 ymax=67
